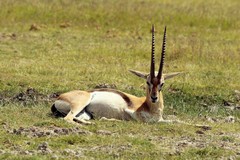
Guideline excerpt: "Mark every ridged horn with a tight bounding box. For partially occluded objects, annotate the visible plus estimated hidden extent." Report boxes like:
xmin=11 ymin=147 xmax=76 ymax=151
xmin=150 ymin=25 xmax=155 ymax=79
xmin=157 ymin=26 xmax=167 ymax=79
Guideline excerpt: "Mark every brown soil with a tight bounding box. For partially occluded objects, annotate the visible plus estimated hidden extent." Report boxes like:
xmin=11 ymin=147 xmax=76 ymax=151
xmin=0 ymin=88 xmax=60 ymax=105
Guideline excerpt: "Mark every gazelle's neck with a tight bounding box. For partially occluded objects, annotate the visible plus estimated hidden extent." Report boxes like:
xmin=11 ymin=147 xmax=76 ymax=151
xmin=144 ymin=88 xmax=163 ymax=112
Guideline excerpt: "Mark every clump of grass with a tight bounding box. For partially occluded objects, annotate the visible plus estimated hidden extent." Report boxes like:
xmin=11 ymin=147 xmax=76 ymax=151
xmin=181 ymin=147 xmax=234 ymax=159
xmin=221 ymin=136 xmax=235 ymax=142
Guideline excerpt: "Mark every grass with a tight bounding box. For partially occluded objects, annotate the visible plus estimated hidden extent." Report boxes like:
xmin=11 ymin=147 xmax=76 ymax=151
xmin=0 ymin=0 xmax=240 ymax=159
xmin=0 ymin=105 xmax=239 ymax=159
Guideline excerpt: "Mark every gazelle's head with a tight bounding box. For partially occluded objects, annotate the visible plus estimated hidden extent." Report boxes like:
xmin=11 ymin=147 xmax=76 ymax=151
xmin=129 ymin=25 xmax=181 ymax=103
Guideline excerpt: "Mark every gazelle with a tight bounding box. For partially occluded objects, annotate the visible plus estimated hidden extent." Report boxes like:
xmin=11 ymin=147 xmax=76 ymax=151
xmin=51 ymin=25 xmax=182 ymax=124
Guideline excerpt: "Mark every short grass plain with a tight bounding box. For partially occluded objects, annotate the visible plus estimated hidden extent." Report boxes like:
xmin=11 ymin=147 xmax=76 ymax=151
xmin=0 ymin=0 xmax=240 ymax=159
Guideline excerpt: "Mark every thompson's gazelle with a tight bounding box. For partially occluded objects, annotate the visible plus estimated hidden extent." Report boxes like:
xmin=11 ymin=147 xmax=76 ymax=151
xmin=51 ymin=25 xmax=182 ymax=124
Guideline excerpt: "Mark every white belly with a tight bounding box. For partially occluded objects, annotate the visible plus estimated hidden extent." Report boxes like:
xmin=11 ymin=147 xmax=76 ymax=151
xmin=86 ymin=91 xmax=128 ymax=119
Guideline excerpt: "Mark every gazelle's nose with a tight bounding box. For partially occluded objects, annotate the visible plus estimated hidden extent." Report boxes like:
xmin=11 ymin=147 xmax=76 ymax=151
xmin=151 ymin=96 xmax=158 ymax=103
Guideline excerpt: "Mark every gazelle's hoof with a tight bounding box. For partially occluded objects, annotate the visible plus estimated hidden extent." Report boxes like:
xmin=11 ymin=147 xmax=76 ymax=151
xmin=73 ymin=118 xmax=93 ymax=125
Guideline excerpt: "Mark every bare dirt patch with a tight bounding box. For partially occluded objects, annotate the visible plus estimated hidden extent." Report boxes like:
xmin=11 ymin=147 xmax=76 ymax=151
xmin=5 ymin=125 xmax=92 ymax=138
xmin=0 ymin=88 xmax=60 ymax=105
xmin=149 ymin=133 xmax=240 ymax=157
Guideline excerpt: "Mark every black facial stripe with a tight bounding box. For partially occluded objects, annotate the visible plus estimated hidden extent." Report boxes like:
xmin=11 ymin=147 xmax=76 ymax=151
xmin=158 ymin=83 xmax=164 ymax=91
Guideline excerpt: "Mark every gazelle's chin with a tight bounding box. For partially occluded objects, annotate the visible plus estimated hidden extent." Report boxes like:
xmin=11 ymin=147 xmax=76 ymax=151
xmin=152 ymin=100 xmax=157 ymax=103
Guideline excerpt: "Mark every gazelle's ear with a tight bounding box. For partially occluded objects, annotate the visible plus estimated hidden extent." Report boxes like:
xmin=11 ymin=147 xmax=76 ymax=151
xmin=129 ymin=70 xmax=148 ymax=80
xmin=163 ymin=72 xmax=183 ymax=80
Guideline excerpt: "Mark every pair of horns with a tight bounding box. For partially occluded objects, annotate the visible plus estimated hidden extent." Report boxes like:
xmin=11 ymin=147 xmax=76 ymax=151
xmin=150 ymin=25 xmax=166 ymax=80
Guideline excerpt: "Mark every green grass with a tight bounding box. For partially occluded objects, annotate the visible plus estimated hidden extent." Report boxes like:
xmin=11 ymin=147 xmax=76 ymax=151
xmin=0 ymin=0 xmax=240 ymax=159
xmin=0 ymin=105 xmax=240 ymax=159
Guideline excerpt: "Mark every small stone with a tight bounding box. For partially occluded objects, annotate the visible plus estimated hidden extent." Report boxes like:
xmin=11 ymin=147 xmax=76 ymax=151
xmin=37 ymin=131 xmax=45 ymax=137
xmin=195 ymin=124 xmax=212 ymax=131
xmin=63 ymin=149 xmax=75 ymax=155
xmin=45 ymin=148 xmax=53 ymax=154
xmin=13 ymin=128 xmax=21 ymax=135
xmin=235 ymin=90 xmax=240 ymax=95
xmin=46 ymin=131 xmax=51 ymax=135
xmin=51 ymin=154 xmax=59 ymax=159
xmin=54 ymin=129 xmax=60 ymax=133
xmin=235 ymin=105 xmax=240 ymax=110
xmin=60 ymin=22 xmax=71 ymax=28
xmin=49 ymin=92 xmax=60 ymax=99
xmin=20 ymin=150 xmax=31 ymax=155
xmin=0 ymin=149 xmax=6 ymax=154
xmin=37 ymin=144 xmax=52 ymax=154
xmin=77 ymin=129 xmax=92 ymax=135
xmin=29 ymin=24 xmax=40 ymax=31
xmin=38 ymin=142 xmax=49 ymax=150
xmin=225 ymin=116 xmax=235 ymax=123
xmin=26 ymin=141 xmax=31 ymax=145
xmin=196 ymin=130 xmax=205 ymax=134
xmin=207 ymin=117 xmax=215 ymax=123
xmin=42 ymin=142 xmax=48 ymax=147
xmin=207 ymin=117 xmax=212 ymax=121
xmin=30 ymin=128 xmax=36 ymax=132
xmin=95 ymin=83 xmax=116 ymax=89
xmin=96 ymin=130 xmax=112 ymax=135
xmin=62 ymin=128 xmax=69 ymax=134
xmin=11 ymin=33 xmax=16 ymax=38
xmin=75 ymin=150 xmax=83 ymax=157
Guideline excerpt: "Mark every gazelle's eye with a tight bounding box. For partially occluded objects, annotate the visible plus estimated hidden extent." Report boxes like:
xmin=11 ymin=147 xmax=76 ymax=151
xmin=146 ymin=82 xmax=150 ymax=86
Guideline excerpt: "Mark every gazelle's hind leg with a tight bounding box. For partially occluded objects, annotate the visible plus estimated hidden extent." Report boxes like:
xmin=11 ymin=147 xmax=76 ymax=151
xmin=53 ymin=100 xmax=92 ymax=124
xmin=52 ymin=100 xmax=71 ymax=117
xmin=57 ymin=91 xmax=92 ymax=124
xmin=73 ymin=109 xmax=93 ymax=124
